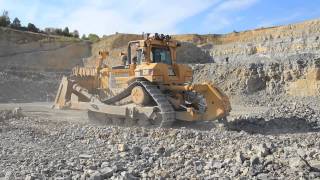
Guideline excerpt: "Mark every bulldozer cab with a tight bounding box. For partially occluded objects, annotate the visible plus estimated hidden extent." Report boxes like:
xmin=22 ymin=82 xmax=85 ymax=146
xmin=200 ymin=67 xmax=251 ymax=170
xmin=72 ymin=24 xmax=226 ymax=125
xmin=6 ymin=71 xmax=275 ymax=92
xmin=120 ymin=34 xmax=191 ymax=85
xmin=127 ymin=34 xmax=178 ymax=65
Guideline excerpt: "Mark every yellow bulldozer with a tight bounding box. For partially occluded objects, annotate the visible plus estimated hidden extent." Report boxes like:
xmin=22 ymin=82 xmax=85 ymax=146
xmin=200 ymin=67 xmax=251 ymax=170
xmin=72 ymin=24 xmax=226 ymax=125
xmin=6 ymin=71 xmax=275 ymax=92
xmin=53 ymin=33 xmax=231 ymax=127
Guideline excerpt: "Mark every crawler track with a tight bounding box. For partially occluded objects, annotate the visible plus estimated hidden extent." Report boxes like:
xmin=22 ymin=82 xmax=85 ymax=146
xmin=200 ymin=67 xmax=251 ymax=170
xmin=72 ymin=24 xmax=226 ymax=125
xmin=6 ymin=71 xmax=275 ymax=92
xmin=97 ymin=79 xmax=175 ymax=127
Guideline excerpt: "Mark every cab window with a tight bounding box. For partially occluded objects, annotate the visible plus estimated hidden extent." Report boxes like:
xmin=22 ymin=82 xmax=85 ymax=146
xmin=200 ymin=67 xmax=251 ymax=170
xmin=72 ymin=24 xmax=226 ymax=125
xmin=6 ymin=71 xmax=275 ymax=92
xmin=136 ymin=49 xmax=142 ymax=64
xmin=151 ymin=47 xmax=172 ymax=64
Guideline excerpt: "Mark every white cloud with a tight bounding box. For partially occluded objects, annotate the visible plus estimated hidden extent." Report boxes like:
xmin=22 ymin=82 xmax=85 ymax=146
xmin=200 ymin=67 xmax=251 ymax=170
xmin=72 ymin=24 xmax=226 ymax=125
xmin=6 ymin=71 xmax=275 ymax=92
xmin=0 ymin=0 xmax=5 ymax=8
xmin=215 ymin=0 xmax=258 ymax=12
xmin=61 ymin=0 xmax=217 ymax=36
xmin=1 ymin=0 xmax=259 ymax=36
xmin=203 ymin=0 xmax=259 ymax=32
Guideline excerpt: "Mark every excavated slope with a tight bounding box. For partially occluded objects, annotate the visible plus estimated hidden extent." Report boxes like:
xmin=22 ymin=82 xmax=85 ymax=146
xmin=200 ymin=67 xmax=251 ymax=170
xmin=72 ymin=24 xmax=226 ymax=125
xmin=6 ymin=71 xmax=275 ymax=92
xmin=196 ymin=19 xmax=320 ymax=97
xmin=0 ymin=28 xmax=91 ymax=102
xmin=0 ymin=27 xmax=91 ymax=71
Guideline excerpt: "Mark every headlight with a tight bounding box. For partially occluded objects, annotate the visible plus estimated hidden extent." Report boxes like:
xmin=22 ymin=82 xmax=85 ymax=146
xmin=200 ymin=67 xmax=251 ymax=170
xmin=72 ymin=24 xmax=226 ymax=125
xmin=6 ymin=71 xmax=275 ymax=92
xmin=142 ymin=69 xmax=154 ymax=76
xmin=135 ymin=69 xmax=154 ymax=76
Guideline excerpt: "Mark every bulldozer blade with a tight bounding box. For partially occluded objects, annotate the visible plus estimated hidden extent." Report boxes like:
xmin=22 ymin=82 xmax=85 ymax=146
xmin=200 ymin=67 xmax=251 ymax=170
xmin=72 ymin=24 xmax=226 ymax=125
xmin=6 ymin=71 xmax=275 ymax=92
xmin=53 ymin=76 xmax=73 ymax=109
xmin=199 ymin=83 xmax=231 ymax=120
xmin=170 ymin=83 xmax=231 ymax=121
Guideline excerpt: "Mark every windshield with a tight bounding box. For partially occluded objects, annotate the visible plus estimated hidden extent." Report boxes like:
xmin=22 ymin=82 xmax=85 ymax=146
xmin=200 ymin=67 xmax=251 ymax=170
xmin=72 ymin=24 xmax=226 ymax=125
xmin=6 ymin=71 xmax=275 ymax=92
xmin=151 ymin=47 xmax=172 ymax=64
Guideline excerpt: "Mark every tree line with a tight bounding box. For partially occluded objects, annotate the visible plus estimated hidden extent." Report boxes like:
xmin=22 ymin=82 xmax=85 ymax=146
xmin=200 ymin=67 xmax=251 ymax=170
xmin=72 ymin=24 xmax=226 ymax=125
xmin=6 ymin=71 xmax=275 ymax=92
xmin=0 ymin=10 xmax=100 ymax=41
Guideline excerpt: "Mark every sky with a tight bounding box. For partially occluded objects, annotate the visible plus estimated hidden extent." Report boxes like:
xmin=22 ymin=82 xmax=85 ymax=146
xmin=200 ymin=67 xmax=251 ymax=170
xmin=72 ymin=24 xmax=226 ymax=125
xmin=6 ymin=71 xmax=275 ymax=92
xmin=0 ymin=0 xmax=320 ymax=36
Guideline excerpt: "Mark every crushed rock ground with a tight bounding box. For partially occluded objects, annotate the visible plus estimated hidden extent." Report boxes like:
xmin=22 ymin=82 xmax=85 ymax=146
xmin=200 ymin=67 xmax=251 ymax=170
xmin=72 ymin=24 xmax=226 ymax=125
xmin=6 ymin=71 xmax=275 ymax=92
xmin=0 ymin=103 xmax=320 ymax=180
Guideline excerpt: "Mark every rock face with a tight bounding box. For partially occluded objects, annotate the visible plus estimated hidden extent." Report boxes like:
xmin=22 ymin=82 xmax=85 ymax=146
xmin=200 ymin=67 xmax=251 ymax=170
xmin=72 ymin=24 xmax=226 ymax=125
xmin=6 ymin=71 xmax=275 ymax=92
xmin=288 ymin=66 xmax=320 ymax=96
xmin=0 ymin=69 xmax=66 ymax=103
xmin=192 ymin=56 xmax=320 ymax=98
xmin=0 ymin=27 xmax=91 ymax=71
xmin=0 ymin=28 xmax=91 ymax=102
xmin=188 ymin=20 xmax=320 ymax=97
xmin=174 ymin=20 xmax=320 ymax=64
xmin=208 ymin=20 xmax=320 ymax=64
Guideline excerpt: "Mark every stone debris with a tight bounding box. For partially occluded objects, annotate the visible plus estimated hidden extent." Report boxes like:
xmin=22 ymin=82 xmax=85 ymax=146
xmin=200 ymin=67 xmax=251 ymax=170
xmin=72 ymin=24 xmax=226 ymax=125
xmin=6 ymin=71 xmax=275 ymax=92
xmin=0 ymin=108 xmax=23 ymax=121
xmin=118 ymin=144 xmax=128 ymax=152
xmin=0 ymin=113 xmax=320 ymax=179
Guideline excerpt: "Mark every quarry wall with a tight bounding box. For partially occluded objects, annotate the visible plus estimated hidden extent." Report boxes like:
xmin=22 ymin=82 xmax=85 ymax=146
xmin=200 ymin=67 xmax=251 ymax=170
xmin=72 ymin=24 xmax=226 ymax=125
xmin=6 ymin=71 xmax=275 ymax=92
xmin=0 ymin=27 xmax=91 ymax=71
xmin=1 ymin=19 xmax=320 ymax=102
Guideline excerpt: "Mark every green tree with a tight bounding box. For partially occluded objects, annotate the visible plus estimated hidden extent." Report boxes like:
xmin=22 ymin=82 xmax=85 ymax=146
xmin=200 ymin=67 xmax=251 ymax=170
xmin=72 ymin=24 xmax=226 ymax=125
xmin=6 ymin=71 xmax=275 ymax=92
xmin=73 ymin=30 xmax=79 ymax=38
xmin=11 ymin=17 xmax=21 ymax=29
xmin=87 ymin=33 xmax=100 ymax=42
xmin=63 ymin=27 xmax=70 ymax=36
xmin=27 ymin=23 xmax=39 ymax=32
xmin=0 ymin=10 xmax=10 ymax=27
xmin=81 ymin=34 xmax=87 ymax=40
xmin=54 ymin=28 xmax=63 ymax=35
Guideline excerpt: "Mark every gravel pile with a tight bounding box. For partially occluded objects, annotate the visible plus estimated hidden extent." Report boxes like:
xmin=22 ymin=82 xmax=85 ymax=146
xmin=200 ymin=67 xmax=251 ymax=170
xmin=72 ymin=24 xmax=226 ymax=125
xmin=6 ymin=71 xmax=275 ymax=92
xmin=265 ymin=103 xmax=320 ymax=127
xmin=229 ymin=101 xmax=320 ymax=135
xmin=1 ymin=111 xmax=320 ymax=179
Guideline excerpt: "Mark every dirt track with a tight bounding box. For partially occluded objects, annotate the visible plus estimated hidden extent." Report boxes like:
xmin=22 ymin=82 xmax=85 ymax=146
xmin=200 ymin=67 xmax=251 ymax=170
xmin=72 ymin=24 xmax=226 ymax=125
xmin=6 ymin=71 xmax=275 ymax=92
xmin=0 ymin=102 xmax=269 ymax=132
xmin=0 ymin=102 xmax=89 ymax=124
